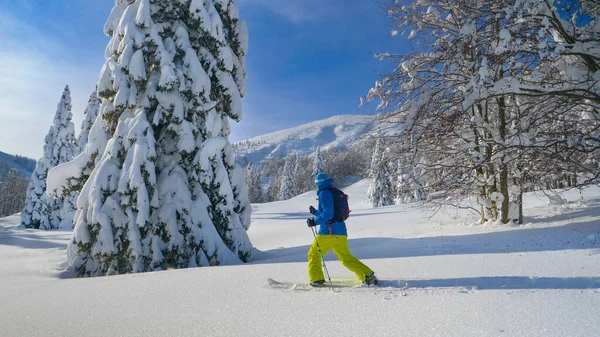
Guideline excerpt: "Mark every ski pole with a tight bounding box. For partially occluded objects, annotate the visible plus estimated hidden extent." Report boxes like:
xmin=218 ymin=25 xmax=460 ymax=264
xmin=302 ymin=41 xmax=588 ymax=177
xmin=311 ymin=225 xmax=334 ymax=292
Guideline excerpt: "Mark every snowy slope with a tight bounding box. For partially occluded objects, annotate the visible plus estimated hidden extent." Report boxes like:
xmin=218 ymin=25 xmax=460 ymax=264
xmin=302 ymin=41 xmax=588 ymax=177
xmin=0 ymin=151 xmax=35 ymax=180
xmin=234 ymin=114 xmax=376 ymax=163
xmin=1 ymin=182 xmax=600 ymax=336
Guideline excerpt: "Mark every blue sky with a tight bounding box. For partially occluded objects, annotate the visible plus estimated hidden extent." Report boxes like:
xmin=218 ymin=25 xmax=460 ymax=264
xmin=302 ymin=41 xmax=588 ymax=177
xmin=0 ymin=0 xmax=405 ymax=158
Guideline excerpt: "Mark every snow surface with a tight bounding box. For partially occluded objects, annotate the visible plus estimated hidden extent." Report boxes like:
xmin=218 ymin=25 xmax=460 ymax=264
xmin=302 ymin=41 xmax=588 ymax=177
xmin=234 ymin=114 xmax=377 ymax=164
xmin=1 ymin=181 xmax=600 ymax=336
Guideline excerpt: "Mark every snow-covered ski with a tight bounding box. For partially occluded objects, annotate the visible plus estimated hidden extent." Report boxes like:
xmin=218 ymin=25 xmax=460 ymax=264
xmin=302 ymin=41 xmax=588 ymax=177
xmin=267 ymin=278 xmax=365 ymax=291
xmin=267 ymin=278 xmax=408 ymax=291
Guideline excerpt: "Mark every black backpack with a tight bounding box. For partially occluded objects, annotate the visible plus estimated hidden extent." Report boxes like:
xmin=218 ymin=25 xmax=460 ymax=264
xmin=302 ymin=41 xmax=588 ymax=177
xmin=326 ymin=187 xmax=351 ymax=222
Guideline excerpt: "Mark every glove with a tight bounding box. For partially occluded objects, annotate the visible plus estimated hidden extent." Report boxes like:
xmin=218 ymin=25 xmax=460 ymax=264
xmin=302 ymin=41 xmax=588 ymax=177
xmin=309 ymin=205 xmax=316 ymax=215
xmin=306 ymin=218 xmax=316 ymax=227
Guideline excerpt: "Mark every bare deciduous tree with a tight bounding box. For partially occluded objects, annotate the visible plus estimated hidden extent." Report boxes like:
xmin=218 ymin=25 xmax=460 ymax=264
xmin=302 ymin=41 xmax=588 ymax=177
xmin=365 ymin=0 xmax=599 ymax=224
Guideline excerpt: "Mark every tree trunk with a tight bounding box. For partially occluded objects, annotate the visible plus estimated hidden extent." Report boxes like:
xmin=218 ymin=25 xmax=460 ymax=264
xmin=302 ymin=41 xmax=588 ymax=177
xmin=497 ymin=97 xmax=509 ymax=224
xmin=500 ymin=164 xmax=509 ymax=223
xmin=518 ymin=188 xmax=524 ymax=225
xmin=483 ymin=102 xmax=498 ymax=222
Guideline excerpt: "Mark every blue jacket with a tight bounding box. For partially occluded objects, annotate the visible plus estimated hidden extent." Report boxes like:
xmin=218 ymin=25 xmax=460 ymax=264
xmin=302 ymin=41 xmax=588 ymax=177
xmin=314 ymin=179 xmax=348 ymax=236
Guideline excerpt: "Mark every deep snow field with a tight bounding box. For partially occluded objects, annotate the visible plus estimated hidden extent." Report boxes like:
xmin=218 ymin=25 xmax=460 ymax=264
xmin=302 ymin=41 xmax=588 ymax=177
xmin=1 ymin=180 xmax=599 ymax=337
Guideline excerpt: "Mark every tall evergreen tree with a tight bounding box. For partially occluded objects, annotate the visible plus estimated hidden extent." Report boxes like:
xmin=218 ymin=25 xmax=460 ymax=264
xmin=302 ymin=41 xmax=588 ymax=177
xmin=271 ymin=169 xmax=283 ymax=201
xmin=244 ymin=164 xmax=263 ymax=203
xmin=21 ymin=86 xmax=77 ymax=229
xmin=312 ymin=147 xmax=325 ymax=178
xmin=279 ymin=153 xmax=297 ymax=200
xmin=244 ymin=164 xmax=253 ymax=199
xmin=63 ymin=0 xmax=251 ymax=276
xmin=292 ymin=152 xmax=299 ymax=179
xmin=263 ymin=181 xmax=275 ymax=203
xmin=367 ymin=138 xmax=394 ymax=207
xmin=76 ymin=89 xmax=102 ymax=154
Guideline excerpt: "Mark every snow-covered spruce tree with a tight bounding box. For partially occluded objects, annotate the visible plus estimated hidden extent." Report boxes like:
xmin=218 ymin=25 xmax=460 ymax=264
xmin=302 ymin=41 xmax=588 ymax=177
xmin=76 ymin=89 xmax=102 ymax=155
xmin=0 ymin=168 xmax=29 ymax=217
xmin=387 ymin=156 xmax=398 ymax=196
xmin=57 ymin=89 xmax=102 ymax=230
xmin=252 ymin=164 xmax=264 ymax=203
xmin=263 ymin=181 xmax=275 ymax=203
xmin=367 ymin=138 xmax=394 ymax=207
xmin=271 ymin=168 xmax=282 ymax=200
xmin=65 ymin=0 xmax=251 ymax=276
xmin=21 ymin=86 xmax=77 ymax=229
xmin=21 ymin=156 xmax=52 ymax=228
xmin=312 ymin=147 xmax=325 ymax=178
xmin=292 ymin=152 xmax=299 ymax=180
xmin=279 ymin=153 xmax=297 ymax=200
xmin=244 ymin=164 xmax=254 ymax=200
xmin=244 ymin=164 xmax=263 ymax=203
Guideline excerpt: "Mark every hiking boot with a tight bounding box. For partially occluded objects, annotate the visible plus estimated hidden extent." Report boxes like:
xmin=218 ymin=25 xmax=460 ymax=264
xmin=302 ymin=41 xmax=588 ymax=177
xmin=310 ymin=280 xmax=325 ymax=287
xmin=364 ymin=272 xmax=378 ymax=286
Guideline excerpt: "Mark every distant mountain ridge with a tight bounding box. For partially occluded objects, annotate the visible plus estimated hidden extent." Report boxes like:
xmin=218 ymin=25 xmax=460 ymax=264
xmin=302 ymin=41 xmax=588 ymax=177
xmin=234 ymin=114 xmax=377 ymax=164
xmin=0 ymin=151 xmax=35 ymax=182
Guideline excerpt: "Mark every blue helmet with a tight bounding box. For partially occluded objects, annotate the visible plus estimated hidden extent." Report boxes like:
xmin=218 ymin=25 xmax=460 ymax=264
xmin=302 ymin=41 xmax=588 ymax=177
xmin=315 ymin=173 xmax=329 ymax=188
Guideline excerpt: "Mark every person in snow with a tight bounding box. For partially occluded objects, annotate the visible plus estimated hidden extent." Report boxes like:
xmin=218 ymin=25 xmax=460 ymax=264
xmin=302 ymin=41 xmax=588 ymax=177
xmin=307 ymin=173 xmax=378 ymax=287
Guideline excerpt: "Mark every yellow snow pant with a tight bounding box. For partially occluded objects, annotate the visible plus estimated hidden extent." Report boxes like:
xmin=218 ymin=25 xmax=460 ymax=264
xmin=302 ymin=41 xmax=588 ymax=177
xmin=308 ymin=235 xmax=373 ymax=283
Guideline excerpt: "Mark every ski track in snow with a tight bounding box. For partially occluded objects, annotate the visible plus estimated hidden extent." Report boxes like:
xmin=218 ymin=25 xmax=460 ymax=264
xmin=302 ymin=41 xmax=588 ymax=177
xmin=1 ymin=182 xmax=600 ymax=336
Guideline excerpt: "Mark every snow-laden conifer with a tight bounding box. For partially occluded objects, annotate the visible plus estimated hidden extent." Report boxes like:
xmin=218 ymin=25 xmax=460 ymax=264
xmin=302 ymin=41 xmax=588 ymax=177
xmin=292 ymin=152 xmax=299 ymax=179
xmin=244 ymin=164 xmax=253 ymax=198
xmin=264 ymin=181 xmax=275 ymax=203
xmin=279 ymin=154 xmax=297 ymax=200
xmin=251 ymin=165 xmax=263 ymax=203
xmin=76 ymin=90 xmax=102 ymax=154
xmin=22 ymin=155 xmax=52 ymax=229
xmin=367 ymin=138 xmax=394 ymax=207
xmin=22 ymin=86 xmax=77 ymax=229
xmin=63 ymin=0 xmax=251 ymax=276
xmin=312 ymin=147 xmax=325 ymax=178
xmin=244 ymin=164 xmax=263 ymax=203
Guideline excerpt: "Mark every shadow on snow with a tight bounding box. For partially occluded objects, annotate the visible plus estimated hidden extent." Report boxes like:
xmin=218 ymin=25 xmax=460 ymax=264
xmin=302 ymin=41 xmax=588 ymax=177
xmin=0 ymin=229 xmax=68 ymax=250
